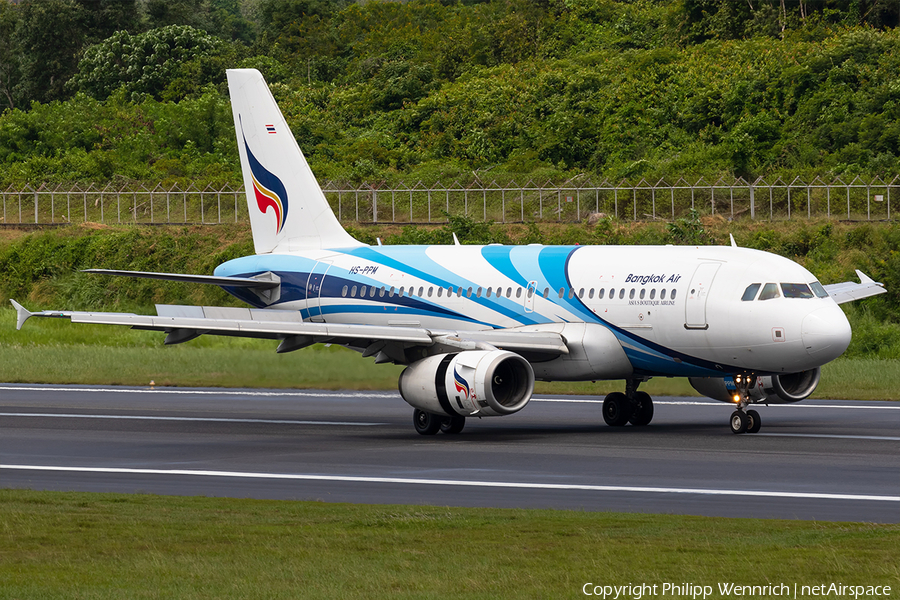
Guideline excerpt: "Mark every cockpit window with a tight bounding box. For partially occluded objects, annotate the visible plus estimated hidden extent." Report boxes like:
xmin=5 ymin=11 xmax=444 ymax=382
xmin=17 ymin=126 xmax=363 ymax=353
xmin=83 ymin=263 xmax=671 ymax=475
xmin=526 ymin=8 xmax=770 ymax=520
xmin=781 ymin=283 xmax=814 ymax=299
xmin=741 ymin=283 xmax=761 ymax=301
xmin=758 ymin=283 xmax=780 ymax=301
xmin=810 ymin=281 xmax=829 ymax=298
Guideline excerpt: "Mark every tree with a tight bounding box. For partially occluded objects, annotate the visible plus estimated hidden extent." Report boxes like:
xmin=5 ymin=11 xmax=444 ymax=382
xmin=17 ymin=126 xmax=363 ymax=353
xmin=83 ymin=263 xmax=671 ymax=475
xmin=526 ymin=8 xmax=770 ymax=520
xmin=14 ymin=0 xmax=88 ymax=104
xmin=70 ymin=25 xmax=226 ymax=101
xmin=0 ymin=2 xmax=21 ymax=110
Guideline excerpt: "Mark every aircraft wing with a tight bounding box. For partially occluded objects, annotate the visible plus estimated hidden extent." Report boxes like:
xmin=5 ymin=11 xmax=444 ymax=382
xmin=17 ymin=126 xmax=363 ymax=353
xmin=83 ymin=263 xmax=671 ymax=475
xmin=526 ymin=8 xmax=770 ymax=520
xmin=823 ymin=270 xmax=887 ymax=304
xmin=9 ymin=300 xmax=569 ymax=361
xmin=82 ymin=269 xmax=280 ymax=289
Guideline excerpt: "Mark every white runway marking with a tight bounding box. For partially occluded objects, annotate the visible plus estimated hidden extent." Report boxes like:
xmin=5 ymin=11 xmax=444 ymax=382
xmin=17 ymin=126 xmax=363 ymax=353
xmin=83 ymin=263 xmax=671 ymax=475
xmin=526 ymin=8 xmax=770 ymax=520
xmin=0 ymin=385 xmax=397 ymax=399
xmin=0 ymin=412 xmax=386 ymax=427
xmin=534 ymin=398 xmax=900 ymax=409
xmin=2 ymin=464 xmax=898 ymax=503
xmin=3 ymin=385 xmax=899 ymax=410
xmin=757 ymin=433 xmax=900 ymax=441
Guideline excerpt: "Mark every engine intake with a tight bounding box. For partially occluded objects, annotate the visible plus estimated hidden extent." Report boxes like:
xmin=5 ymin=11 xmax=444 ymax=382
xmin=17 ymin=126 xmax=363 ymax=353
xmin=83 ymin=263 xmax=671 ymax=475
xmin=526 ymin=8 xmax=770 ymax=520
xmin=398 ymin=350 xmax=535 ymax=417
xmin=689 ymin=367 xmax=821 ymax=404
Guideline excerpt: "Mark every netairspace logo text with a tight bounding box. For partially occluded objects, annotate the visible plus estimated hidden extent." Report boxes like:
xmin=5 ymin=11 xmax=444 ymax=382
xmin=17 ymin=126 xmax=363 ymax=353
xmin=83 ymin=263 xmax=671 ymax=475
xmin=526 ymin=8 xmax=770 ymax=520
xmin=581 ymin=583 xmax=893 ymax=599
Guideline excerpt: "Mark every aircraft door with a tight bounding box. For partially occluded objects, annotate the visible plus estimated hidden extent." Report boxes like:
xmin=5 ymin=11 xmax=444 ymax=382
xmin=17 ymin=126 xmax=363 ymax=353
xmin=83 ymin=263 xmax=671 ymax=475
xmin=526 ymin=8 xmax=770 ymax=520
xmin=306 ymin=261 xmax=333 ymax=322
xmin=684 ymin=262 xmax=721 ymax=330
xmin=524 ymin=280 xmax=538 ymax=313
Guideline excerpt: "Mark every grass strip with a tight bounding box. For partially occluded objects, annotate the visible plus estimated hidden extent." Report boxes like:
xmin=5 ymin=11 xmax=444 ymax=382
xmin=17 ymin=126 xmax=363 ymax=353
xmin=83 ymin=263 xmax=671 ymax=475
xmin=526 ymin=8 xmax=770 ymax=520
xmin=0 ymin=489 xmax=898 ymax=599
xmin=1 ymin=307 xmax=898 ymax=399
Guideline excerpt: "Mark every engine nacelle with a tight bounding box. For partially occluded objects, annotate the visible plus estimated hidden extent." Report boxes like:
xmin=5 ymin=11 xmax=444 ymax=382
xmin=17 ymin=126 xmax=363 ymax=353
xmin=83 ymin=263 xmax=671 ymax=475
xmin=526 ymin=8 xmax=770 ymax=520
xmin=689 ymin=367 xmax=821 ymax=404
xmin=398 ymin=351 xmax=535 ymax=417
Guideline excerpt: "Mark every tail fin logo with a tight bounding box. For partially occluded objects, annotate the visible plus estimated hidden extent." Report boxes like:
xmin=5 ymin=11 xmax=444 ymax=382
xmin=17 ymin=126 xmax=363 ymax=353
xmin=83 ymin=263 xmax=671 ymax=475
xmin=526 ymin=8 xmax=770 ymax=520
xmin=453 ymin=367 xmax=470 ymax=400
xmin=241 ymin=119 xmax=289 ymax=234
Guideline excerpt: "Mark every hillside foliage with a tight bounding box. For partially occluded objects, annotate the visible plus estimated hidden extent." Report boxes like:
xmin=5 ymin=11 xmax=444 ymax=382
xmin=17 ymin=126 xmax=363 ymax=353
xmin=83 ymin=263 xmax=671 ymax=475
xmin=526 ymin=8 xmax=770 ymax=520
xmin=0 ymin=0 xmax=899 ymax=187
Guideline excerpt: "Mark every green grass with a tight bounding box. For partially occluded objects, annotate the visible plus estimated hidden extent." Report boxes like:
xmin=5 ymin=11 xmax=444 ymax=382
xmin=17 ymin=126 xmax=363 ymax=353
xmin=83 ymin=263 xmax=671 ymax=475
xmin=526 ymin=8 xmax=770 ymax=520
xmin=2 ymin=307 xmax=899 ymax=399
xmin=0 ymin=489 xmax=898 ymax=599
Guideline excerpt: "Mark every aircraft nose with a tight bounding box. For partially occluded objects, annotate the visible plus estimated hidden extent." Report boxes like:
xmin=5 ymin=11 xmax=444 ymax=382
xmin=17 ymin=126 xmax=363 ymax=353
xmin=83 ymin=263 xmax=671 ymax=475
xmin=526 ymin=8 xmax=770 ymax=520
xmin=802 ymin=305 xmax=852 ymax=360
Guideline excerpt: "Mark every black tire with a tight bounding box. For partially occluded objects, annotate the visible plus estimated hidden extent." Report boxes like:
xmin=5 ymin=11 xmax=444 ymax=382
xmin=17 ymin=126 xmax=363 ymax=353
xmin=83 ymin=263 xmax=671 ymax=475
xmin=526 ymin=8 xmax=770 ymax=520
xmin=603 ymin=392 xmax=632 ymax=426
xmin=730 ymin=410 xmax=748 ymax=434
xmin=629 ymin=391 xmax=654 ymax=426
xmin=413 ymin=409 xmax=441 ymax=435
xmin=440 ymin=415 xmax=466 ymax=434
xmin=746 ymin=409 xmax=761 ymax=434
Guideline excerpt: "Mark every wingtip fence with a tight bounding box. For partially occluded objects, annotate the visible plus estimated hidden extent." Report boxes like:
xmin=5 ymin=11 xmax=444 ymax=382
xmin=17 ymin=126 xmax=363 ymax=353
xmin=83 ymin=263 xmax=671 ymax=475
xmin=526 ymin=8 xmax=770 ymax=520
xmin=1 ymin=176 xmax=896 ymax=226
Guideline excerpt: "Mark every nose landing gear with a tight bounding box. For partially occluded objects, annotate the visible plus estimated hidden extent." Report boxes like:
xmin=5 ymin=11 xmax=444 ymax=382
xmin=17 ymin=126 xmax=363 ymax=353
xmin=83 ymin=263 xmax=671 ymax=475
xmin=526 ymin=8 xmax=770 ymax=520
xmin=729 ymin=374 xmax=762 ymax=434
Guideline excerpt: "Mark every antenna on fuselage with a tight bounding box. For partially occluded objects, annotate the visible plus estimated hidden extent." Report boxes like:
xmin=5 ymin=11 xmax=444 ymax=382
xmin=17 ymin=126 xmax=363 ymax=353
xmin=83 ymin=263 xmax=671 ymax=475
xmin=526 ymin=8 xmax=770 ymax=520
xmin=452 ymin=233 xmax=461 ymax=246
xmin=730 ymin=234 xmax=738 ymax=248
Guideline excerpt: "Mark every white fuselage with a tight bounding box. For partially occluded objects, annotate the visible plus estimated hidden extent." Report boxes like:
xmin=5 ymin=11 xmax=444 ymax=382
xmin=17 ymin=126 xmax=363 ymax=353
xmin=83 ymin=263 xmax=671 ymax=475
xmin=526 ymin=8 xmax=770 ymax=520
xmin=216 ymin=244 xmax=852 ymax=380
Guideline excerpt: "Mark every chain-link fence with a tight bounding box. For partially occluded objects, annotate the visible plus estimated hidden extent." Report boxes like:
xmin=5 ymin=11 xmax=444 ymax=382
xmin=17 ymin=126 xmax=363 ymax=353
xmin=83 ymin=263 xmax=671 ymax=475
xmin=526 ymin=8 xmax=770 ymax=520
xmin=2 ymin=176 xmax=896 ymax=226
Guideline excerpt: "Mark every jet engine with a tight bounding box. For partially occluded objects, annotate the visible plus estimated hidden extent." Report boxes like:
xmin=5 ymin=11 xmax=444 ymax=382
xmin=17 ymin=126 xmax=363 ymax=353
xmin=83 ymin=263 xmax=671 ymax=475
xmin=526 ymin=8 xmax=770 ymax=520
xmin=398 ymin=351 xmax=535 ymax=417
xmin=689 ymin=367 xmax=821 ymax=404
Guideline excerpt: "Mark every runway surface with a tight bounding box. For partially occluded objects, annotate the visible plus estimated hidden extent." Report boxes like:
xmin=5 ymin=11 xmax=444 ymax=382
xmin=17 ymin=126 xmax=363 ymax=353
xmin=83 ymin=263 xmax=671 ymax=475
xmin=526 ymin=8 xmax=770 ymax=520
xmin=2 ymin=384 xmax=899 ymax=522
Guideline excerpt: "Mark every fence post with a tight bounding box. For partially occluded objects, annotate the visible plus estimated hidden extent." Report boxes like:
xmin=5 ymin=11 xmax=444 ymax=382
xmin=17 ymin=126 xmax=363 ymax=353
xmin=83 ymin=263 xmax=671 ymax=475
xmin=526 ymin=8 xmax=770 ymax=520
xmin=34 ymin=188 xmax=38 ymax=224
xmin=749 ymin=184 xmax=755 ymax=219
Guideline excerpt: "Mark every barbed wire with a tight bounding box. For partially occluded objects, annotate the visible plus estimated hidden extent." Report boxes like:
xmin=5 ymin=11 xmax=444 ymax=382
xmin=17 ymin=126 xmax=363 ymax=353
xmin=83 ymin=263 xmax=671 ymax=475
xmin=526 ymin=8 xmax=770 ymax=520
xmin=1 ymin=176 xmax=896 ymax=225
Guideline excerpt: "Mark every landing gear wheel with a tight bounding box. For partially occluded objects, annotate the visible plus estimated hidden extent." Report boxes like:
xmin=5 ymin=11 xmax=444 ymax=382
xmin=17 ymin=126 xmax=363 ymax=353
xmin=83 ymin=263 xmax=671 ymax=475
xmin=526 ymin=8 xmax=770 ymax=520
xmin=413 ymin=409 xmax=441 ymax=435
xmin=629 ymin=391 xmax=654 ymax=426
xmin=603 ymin=392 xmax=632 ymax=427
xmin=746 ymin=409 xmax=761 ymax=434
xmin=730 ymin=410 xmax=748 ymax=434
xmin=440 ymin=415 xmax=466 ymax=434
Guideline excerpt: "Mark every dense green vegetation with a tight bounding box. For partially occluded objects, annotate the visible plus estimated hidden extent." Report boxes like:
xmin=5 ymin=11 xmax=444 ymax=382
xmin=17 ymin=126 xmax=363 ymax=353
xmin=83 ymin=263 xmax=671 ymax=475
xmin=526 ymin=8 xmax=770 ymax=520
xmin=2 ymin=0 xmax=900 ymax=188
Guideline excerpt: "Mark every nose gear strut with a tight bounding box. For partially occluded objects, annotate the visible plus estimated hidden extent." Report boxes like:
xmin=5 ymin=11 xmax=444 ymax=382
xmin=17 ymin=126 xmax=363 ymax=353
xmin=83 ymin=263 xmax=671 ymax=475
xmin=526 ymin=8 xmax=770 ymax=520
xmin=729 ymin=374 xmax=761 ymax=434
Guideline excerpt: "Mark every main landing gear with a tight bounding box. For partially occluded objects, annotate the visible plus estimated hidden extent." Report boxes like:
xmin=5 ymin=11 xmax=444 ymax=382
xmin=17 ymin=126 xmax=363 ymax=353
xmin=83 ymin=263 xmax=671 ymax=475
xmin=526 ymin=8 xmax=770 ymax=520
xmin=413 ymin=409 xmax=465 ymax=435
xmin=729 ymin=374 xmax=761 ymax=434
xmin=603 ymin=379 xmax=654 ymax=427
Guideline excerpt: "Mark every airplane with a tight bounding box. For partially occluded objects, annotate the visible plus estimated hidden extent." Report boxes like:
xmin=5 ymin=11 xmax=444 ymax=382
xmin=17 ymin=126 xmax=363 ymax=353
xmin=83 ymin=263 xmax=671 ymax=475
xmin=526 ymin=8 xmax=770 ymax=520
xmin=10 ymin=68 xmax=887 ymax=435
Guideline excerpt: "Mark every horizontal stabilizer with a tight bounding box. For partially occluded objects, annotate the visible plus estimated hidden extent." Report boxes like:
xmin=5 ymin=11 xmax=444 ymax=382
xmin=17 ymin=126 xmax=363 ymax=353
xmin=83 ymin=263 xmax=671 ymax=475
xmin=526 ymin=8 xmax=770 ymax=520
xmin=823 ymin=270 xmax=887 ymax=304
xmin=82 ymin=269 xmax=280 ymax=289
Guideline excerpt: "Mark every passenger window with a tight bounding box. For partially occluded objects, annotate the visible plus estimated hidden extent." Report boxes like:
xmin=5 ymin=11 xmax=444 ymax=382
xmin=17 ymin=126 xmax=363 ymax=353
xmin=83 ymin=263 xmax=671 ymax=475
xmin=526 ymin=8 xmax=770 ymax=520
xmin=558 ymin=288 xmax=565 ymax=299
xmin=781 ymin=283 xmax=814 ymax=299
xmin=518 ymin=288 xmax=525 ymax=299
xmin=661 ymin=289 xmax=666 ymax=300
xmin=810 ymin=281 xmax=829 ymax=298
xmin=741 ymin=283 xmax=761 ymax=302
xmin=543 ymin=288 xmax=550 ymax=298
xmin=351 ymin=285 xmax=358 ymax=297
xmin=639 ymin=289 xmax=645 ymax=300
xmin=578 ymin=288 xmax=585 ymax=299
xmin=629 ymin=289 xmax=635 ymax=299
xmin=619 ymin=289 xmax=625 ymax=299
xmin=428 ymin=287 xmax=433 ymax=297
xmin=598 ymin=288 xmax=604 ymax=299
xmin=758 ymin=283 xmax=780 ymax=301
xmin=379 ymin=286 xmax=386 ymax=297
xmin=670 ymin=289 xmax=677 ymax=300
xmin=342 ymin=285 xmax=348 ymax=297
xmin=437 ymin=287 xmax=443 ymax=297
xmin=476 ymin=287 xmax=482 ymax=298
xmin=467 ymin=287 xmax=473 ymax=298
xmin=650 ymin=289 xmax=656 ymax=300
xmin=589 ymin=288 xmax=595 ymax=299
xmin=506 ymin=287 xmax=512 ymax=298
xmin=486 ymin=287 xmax=492 ymax=298
xmin=568 ymin=288 xmax=575 ymax=299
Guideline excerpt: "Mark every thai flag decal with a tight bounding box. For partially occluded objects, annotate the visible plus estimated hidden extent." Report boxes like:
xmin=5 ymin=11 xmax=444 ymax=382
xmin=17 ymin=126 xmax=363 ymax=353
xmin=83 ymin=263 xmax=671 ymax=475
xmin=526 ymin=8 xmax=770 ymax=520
xmin=241 ymin=120 xmax=288 ymax=234
xmin=266 ymin=124 xmax=277 ymax=134
xmin=453 ymin=366 xmax=470 ymax=400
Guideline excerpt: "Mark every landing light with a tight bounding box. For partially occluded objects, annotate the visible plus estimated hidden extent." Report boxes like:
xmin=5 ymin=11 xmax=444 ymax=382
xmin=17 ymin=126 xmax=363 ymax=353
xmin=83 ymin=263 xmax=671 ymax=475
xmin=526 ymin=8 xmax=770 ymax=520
xmin=732 ymin=394 xmax=741 ymax=403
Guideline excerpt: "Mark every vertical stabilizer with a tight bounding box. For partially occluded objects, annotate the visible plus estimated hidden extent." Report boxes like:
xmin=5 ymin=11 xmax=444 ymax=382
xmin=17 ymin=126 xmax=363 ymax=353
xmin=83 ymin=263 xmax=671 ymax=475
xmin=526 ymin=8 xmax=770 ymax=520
xmin=226 ymin=69 xmax=362 ymax=253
